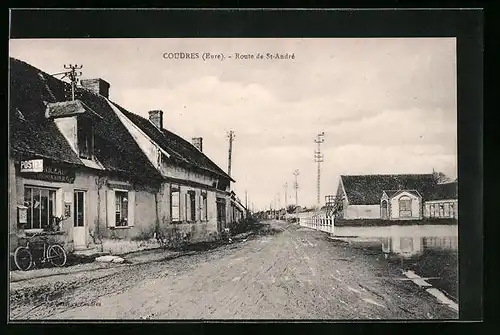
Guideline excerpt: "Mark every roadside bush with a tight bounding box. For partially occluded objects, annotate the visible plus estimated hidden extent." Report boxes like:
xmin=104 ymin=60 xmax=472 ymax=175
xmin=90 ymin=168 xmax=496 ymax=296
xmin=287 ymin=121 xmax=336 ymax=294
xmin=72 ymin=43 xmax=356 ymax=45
xmin=131 ymin=229 xmax=154 ymax=242
xmin=156 ymin=227 xmax=192 ymax=250
xmin=231 ymin=218 xmax=258 ymax=235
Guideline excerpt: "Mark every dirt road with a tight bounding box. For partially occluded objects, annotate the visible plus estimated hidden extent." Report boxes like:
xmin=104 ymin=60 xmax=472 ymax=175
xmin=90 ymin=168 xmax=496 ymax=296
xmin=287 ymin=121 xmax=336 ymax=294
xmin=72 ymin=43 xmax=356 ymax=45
xmin=10 ymin=220 xmax=458 ymax=320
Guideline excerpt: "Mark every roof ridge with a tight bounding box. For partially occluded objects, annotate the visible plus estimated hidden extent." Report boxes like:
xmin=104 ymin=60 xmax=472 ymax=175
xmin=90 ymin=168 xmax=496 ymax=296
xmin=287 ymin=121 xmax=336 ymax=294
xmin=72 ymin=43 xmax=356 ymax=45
xmin=11 ymin=57 xmax=69 ymax=88
xmin=113 ymin=104 xmax=233 ymax=182
xmin=159 ymin=127 xmax=234 ymax=181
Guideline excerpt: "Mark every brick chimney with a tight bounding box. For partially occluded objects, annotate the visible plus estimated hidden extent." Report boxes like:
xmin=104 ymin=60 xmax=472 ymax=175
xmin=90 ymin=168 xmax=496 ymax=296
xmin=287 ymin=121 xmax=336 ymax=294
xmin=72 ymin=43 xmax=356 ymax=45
xmin=80 ymin=78 xmax=110 ymax=98
xmin=192 ymin=137 xmax=203 ymax=152
xmin=148 ymin=110 xmax=164 ymax=129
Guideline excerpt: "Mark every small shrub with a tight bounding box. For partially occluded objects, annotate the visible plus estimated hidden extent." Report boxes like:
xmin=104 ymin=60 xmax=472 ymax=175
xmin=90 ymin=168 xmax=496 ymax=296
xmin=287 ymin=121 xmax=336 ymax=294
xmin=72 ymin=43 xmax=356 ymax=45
xmin=155 ymin=227 xmax=192 ymax=250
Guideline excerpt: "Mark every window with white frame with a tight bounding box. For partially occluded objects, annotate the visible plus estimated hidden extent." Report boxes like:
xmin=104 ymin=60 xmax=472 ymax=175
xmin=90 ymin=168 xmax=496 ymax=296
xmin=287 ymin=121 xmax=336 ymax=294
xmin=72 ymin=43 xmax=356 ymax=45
xmin=170 ymin=186 xmax=180 ymax=222
xmin=399 ymin=196 xmax=412 ymax=217
xmin=115 ymin=191 xmax=129 ymax=226
xmin=107 ymin=189 xmax=135 ymax=228
xmin=24 ymin=186 xmax=56 ymax=230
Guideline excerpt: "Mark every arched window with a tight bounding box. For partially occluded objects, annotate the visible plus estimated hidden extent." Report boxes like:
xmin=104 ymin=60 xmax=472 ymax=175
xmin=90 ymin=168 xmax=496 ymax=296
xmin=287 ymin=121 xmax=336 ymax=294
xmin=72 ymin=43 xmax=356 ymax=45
xmin=399 ymin=196 xmax=412 ymax=218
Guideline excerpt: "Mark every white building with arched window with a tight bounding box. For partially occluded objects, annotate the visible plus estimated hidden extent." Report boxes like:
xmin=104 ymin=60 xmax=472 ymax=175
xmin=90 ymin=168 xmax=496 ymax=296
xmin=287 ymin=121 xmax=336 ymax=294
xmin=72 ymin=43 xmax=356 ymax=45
xmin=381 ymin=190 xmax=423 ymax=220
xmin=334 ymin=174 xmax=436 ymax=220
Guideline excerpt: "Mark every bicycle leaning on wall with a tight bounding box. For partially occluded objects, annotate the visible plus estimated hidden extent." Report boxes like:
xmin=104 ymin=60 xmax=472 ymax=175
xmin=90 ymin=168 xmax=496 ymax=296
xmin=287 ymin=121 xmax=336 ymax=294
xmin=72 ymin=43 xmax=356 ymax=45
xmin=13 ymin=232 xmax=67 ymax=271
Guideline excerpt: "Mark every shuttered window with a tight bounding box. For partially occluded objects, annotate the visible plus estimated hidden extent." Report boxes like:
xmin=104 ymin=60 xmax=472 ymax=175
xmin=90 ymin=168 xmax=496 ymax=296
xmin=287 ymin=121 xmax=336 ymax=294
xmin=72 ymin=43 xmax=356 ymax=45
xmin=107 ymin=189 xmax=135 ymax=227
xmin=202 ymin=193 xmax=208 ymax=221
xmin=171 ymin=186 xmax=180 ymax=222
xmin=188 ymin=191 xmax=196 ymax=222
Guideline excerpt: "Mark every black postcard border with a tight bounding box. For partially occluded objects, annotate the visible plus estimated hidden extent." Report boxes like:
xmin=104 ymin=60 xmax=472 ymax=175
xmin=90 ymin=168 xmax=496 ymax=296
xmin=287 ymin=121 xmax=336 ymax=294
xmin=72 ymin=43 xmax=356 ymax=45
xmin=6 ymin=8 xmax=485 ymax=330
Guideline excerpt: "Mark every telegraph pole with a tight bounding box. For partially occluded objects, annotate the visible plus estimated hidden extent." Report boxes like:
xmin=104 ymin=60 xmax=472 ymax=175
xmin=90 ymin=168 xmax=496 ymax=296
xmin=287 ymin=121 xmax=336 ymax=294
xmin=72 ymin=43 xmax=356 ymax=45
xmin=284 ymin=183 xmax=288 ymax=209
xmin=293 ymin=170 xmax=300 ymax=207
xmin=227 ymin=130 xmax=235 ymax=178
xmin=245 ymin=190 xmax=248 ymax=209
xmin=53 ymin=64 xmax=83 ymax=101
xmin=314 ymin=132 xmax=325 ymax=207
xmin=284 ymin=183 xmax=288 ymax=221
xmin=278 ymin=193 xmax=281 ymax=219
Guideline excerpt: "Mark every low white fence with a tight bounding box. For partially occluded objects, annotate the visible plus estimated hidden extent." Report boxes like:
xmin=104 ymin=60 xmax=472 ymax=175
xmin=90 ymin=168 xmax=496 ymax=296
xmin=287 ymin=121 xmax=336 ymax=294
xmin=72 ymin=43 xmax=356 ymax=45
xmin=298 ymin=213 xmax=334 ymax=234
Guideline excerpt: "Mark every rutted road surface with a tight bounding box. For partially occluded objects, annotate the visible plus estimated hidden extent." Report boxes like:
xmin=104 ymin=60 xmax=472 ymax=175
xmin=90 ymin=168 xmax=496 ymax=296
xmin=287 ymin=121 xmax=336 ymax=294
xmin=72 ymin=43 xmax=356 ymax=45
xmin=10 ymin=220 xmax=458 ymax=320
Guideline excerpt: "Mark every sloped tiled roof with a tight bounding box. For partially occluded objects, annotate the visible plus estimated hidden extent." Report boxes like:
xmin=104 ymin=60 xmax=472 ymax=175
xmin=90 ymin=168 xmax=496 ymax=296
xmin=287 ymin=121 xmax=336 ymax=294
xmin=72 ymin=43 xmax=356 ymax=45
xmin=9 ymin=57 xmax=163 ymax=182
xmin=10 ymin=108 xmax=84 ymax=166
xmin=341 ymin=174 xmax=437 ymax=205
xmin=116 ymin=106 xmax=234 ymax=182
xmin=427 ymin=181 xmax=458 ymax=201
xmin=10 ymin=59 xmax=84 ymax=166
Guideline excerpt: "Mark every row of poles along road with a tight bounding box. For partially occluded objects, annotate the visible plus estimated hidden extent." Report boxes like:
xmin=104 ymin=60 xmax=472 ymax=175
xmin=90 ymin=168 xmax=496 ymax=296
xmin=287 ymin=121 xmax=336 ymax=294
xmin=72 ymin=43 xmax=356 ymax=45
xmin=267 ymin=132 xmax=326 ymax=219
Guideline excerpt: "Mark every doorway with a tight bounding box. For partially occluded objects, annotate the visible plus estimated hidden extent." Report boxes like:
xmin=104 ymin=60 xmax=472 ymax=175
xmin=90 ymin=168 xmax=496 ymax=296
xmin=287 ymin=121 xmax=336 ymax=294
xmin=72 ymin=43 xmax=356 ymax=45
xmin=73 ymin=190 xmax=86 ymax=248
xmin=381 ymin=200 xmax=388 ymax=219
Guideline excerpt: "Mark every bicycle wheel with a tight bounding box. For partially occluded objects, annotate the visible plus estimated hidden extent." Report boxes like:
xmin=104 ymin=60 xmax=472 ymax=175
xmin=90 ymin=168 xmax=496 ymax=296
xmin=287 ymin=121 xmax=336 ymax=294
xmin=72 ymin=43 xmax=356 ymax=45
xmin=48 ymin=244 xmax=67 ymax=267
xmin=14 ymin=247 xmax=33 ymax=271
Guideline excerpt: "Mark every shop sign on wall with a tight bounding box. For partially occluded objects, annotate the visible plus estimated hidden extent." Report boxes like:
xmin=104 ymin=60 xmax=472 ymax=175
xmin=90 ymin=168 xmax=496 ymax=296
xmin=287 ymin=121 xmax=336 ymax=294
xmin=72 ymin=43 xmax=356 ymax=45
xmin=19 ymin=159 xmax=76 ymax=183
xmin=20 ymin=159 xmax=44 ymax=173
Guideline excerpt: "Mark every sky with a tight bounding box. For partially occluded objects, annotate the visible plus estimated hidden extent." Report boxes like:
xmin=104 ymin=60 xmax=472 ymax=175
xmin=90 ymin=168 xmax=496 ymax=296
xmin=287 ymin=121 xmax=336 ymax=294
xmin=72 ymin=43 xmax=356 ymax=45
xmin=9 ymin=38 xmax=457 ymax=211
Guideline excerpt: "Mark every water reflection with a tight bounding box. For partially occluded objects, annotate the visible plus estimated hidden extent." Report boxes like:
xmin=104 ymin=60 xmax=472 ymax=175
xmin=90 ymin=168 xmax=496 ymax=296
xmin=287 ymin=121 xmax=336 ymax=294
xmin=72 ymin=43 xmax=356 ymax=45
xmin=379 ymin=235 xmax=458 ymax=301
xmin=381 ymin=236 xmax=458 ymax=259
xmin=381 ymin=236 xmax=423 ymax=259
xmin=331 ymin=225 xmax=458 ymax=301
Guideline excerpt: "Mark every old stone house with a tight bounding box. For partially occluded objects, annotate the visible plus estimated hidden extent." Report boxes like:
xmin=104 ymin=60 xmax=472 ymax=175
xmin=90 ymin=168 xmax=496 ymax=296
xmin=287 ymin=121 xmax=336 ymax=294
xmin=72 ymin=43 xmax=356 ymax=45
xmin=9 ymin=58 xmax=237 ymax=255
xmin=109 ymin=96 xmax=235 ymax=242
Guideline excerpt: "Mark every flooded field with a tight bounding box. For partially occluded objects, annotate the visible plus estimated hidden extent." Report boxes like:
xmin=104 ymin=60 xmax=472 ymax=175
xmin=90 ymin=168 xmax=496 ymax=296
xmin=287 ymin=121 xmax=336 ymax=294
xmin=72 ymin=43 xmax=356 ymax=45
xmin=331 ymin=224 xmax=458 ymax=302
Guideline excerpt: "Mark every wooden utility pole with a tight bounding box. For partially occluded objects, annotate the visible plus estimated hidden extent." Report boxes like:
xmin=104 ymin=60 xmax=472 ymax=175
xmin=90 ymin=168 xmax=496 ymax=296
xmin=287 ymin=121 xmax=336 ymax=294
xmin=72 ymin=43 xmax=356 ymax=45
xmin=314 ymin=132 xmax=325 ymax=207
xmin=284 ymin=183 xmax=288 ymax=221
xmin=53 ymin=64 xmax=83 ymax=101
xmin=293 ymin=170 xmax=300 ymax=207
xmin=227 ymin=130 xmax=235 ymax=179
xmin=284 ymin=183 xmax=288 ymax=208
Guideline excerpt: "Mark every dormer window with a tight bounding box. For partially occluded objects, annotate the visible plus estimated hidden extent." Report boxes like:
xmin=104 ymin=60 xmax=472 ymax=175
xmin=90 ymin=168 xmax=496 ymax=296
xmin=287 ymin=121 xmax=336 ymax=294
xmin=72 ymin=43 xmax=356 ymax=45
xmin=77 ymin=116 xmax=94 ymax=159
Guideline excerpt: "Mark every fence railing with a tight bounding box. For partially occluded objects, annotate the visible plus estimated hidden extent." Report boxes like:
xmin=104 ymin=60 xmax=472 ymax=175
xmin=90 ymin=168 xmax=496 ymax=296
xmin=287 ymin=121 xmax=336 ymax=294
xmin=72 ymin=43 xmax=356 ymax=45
xmin=298 ymin=213 xmax=335 ymax=234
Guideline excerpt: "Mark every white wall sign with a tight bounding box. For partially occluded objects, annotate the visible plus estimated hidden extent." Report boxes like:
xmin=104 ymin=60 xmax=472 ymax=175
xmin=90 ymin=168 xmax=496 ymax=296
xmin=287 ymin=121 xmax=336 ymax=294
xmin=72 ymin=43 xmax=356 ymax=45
xmin=20 ymin=159 xmax=44 ymax=173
